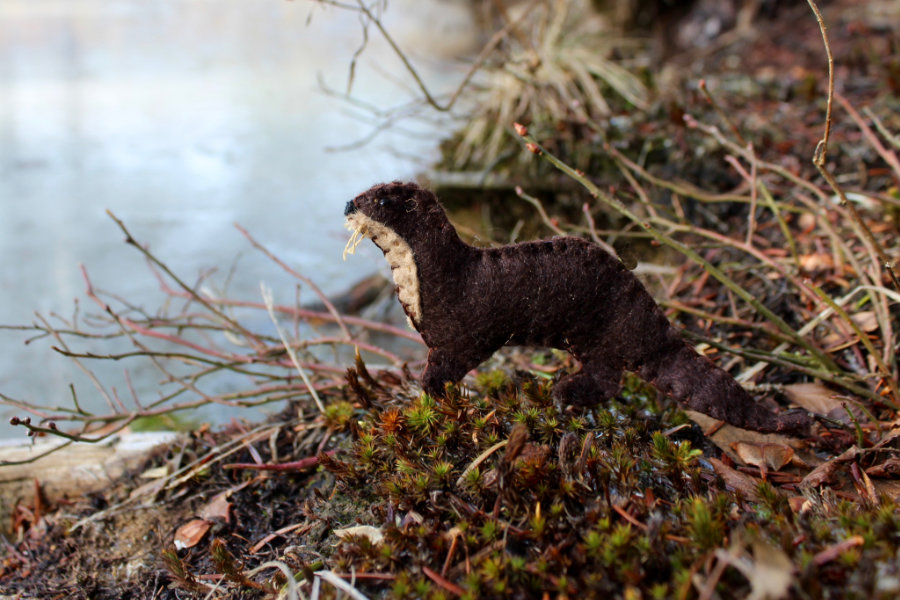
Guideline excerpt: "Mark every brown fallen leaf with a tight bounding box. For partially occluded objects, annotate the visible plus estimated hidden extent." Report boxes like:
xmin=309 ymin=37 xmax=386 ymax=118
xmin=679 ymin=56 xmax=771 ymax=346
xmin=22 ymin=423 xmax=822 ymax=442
xmin=709 ymin=457 xmax=764 ymax=502
xmin=788 ymin=496 xmax=811 ymax=514
xmin=174 ymin=518 xmax=212 ymax=550
xmin=733 ymin=442 xmax=795 ymax=472
xmin=333 ymin=525 xmax=384 ymax=546
xmin=866 ymin=457 xmax=900 ymax=478
xmin=800 ymin=446 xmax=860 ymax=488
xmin=687 ymin=411 xmax=815 ymax=468
xmin=850 ymin=462 xmax=878 ymax=505
xmin=799 ymin=252 xmax=834 ymax=273
xmin=709 ymin=539 xmax=794 ymax=600
xmin=782 ymin=382 xmax=841 ymax=416
xmin=783 ymin=382 xmax=871 ymax=426
xmin=851 ymin=310 xmax=879 ymax=332
xmin=870 ymin=479 xmax=900 ymax=502
xmin=748 ymin=540 xmax=794 ymax=600
xmin=198 ymin=490 xmax=232 ymax=523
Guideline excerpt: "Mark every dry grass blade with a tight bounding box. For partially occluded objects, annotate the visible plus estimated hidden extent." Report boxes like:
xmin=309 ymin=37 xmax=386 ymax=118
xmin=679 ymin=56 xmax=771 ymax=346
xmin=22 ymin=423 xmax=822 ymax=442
xmin=261 ymin=283 xmax=325 ymax=414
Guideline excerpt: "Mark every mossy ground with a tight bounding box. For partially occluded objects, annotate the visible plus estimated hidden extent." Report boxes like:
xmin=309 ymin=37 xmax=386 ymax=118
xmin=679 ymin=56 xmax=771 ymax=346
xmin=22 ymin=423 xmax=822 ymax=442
xmin=3 ymin=357 xmax=899 ymax=599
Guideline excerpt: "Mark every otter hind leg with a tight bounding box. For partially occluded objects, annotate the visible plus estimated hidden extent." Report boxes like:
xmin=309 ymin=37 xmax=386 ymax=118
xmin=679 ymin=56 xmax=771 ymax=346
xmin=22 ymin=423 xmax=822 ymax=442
xmin=421 ymin=346 xmax=494 ymax=397
xmin=552 ymin=358 xmax=623 ymax=407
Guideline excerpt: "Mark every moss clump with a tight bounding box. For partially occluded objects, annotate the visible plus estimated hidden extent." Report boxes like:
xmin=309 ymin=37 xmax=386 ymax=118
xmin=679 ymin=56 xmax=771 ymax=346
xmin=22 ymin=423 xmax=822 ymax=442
xmin=311 ymin=359 xmax=891 ymax=599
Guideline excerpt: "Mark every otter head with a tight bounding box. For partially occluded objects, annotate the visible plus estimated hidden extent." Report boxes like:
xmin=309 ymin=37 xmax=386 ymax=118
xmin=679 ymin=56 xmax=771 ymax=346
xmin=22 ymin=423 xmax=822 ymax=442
xmin=342 ymin=181 xmax=444 ymax=250
xmin=343 ymin=181 xmax=437 ymax=327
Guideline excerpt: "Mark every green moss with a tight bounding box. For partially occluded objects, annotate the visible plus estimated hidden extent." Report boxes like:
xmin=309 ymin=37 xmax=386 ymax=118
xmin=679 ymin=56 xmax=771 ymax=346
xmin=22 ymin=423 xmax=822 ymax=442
xmin=314 ymin=347 xmax=900 ymax=599
xmin=323 ymin=400 xmax=355 ymax=429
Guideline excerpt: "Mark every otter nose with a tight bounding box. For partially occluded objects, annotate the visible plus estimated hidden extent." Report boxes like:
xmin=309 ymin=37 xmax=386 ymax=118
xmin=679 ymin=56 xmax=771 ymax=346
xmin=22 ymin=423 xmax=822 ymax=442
xmin=344 ymin=200 xmax=357 ymax=216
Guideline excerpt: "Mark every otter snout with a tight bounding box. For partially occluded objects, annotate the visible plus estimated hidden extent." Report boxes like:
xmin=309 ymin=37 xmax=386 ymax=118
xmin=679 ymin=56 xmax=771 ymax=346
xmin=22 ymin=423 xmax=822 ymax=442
xmin=344 ymin=200 xmax=358 ymax=216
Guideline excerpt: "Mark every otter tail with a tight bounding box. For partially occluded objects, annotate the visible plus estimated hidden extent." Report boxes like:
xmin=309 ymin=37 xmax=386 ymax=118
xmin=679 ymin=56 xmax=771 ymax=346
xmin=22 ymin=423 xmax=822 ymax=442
xmin=639 ymin=336 xmax=812 ymax=435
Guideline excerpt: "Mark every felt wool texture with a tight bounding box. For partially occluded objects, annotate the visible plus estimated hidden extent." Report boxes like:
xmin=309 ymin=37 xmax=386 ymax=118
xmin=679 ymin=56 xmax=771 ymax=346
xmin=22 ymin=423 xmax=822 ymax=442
xmin=344 ymin=181 xmax=813 ymax=435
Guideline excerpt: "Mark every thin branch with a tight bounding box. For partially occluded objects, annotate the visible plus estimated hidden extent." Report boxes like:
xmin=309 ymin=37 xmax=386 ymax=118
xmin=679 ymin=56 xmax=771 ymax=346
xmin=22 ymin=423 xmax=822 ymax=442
xmin=261 ymin=284 xmax=326 ymax=415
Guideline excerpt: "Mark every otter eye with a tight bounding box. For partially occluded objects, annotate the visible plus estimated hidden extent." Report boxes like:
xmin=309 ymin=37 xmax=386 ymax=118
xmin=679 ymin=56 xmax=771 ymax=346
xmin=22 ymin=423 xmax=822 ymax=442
xmin=378 ymin=198 xmax=389 ymax=207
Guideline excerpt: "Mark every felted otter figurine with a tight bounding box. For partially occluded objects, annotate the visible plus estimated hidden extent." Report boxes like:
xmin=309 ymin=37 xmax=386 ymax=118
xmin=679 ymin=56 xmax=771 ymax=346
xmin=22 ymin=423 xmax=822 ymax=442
xmin=344 ymin=181 xmax=812 ymax=434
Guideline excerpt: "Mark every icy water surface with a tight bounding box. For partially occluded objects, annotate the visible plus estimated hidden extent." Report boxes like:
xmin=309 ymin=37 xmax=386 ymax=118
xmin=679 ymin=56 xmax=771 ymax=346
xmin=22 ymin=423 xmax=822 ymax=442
xmin=0 ymin=0 xmax=475 ymax=435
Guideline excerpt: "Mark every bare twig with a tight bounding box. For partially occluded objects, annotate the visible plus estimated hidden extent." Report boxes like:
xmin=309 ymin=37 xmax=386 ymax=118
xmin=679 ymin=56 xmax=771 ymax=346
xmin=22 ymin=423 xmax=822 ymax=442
xmin=262 ymin=283 xmax=325 ymax=415
xmin=2 ymin=213 xmax=419 ymax=456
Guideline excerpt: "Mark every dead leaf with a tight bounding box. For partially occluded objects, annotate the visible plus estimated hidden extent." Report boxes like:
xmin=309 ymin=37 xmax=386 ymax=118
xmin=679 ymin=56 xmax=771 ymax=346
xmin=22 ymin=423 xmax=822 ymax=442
xmin=799 ymin=252 xmax=834 ymax=273
xmin=871 ymin=479 xmax=900 ymax=502
xmin=198 ymin=490 xmax=232 ymax=523
xmin=782 ymin=383 xmax=840 ymax=416
xmin=174 ymin=519 xmax=212 ymax=550
xmin=714 ymin=540 xmax=794 ymax=600
xmin=797 ymin=212 xmax=816 ymax=233
xmin=333 ymin=525 xmax=384 ymax=546
xmin=866 ymin=457 xmax=900 ymax=478
xmin=709 ymin=457 xmax=764 ymax=501
xmin=733 ymin=442 xmax=795 ymax=472
xmin=747 ymin=540 xmax=794 ymax=600
xmin=128 ymin=477 xmax=166 ymax=504
xmin=800 ymin=446 xmax=860 ymax=488
xmin=788 ymin=496 xmax=811 ymax=514
xmin=687 ymin=411 xmax=814 ymax=467
xmin=139 ymin=465 xmax=170 ymax=479
xmin=850 ymin=462 xmax=878 ymax=505
xmin=851 ymin=310 xmax=879 ymax=332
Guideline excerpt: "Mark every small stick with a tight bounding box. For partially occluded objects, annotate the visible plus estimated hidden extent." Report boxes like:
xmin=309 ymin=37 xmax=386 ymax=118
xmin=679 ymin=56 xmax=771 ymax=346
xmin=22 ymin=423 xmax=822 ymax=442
xmin=262 ymin=283 xmax=326 ymax=414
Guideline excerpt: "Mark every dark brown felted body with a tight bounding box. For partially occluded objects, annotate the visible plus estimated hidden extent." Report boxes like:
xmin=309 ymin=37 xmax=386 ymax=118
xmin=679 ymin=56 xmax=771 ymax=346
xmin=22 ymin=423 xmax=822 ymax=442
xmin=345 ymin=182 xmax=811 ymax=434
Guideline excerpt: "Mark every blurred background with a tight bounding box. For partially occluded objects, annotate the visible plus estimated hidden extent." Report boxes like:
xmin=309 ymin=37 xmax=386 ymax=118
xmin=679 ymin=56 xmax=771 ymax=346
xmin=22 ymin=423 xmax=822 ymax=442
xmin=0 ymin=0 xmax=476 ymax=436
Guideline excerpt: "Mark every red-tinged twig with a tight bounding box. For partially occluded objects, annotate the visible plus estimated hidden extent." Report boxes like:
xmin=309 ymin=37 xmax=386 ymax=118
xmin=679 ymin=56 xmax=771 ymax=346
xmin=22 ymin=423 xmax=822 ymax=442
xmin=154 ymin=277 xmax=424 ymax=346
xmin=422 ymin=565 xmax=465 ymax=597
xmin=235 ymin=223 xmax=352 ymax=340
xmin=804 ymin=0 xmax=899 ymax=400
xmin=699 ymin=79 xmax=747 ymax=146
xmin=836 ymin=93 xmax=900 ymax=181
xmin=7 ymin=413 xmax=138 ymax=447
xmin=806 ymin=0 xmax=834 ymax=158
xmin=684 ymin=115 xmax=831 ymax=203
xmin=35 ymin=311 xmax=119 ymax=415
xmin=82 ymin=265 xmax=256 ymax=365
xmin=249 ymin=522 xmax=313 ymax=554
xmin=223 ymin=450 xmax=335 ymax=471
xmin=106 ymin=210 xmax=259 ymax=345
xmin=833 ymin=92 xmax=900 ymax=293
xmin=812 ymin=535 xmax=864 ymax=566
xmin=611 ymin=504 xmax=649 ymax=531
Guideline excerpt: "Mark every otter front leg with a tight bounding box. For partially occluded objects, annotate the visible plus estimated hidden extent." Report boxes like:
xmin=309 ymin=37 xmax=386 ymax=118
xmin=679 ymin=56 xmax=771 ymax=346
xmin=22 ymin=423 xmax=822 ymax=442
xmin=421 ymin=347 xmax=492 ymax=397
xmin=553 ymin=358 xmax=623 ymax=407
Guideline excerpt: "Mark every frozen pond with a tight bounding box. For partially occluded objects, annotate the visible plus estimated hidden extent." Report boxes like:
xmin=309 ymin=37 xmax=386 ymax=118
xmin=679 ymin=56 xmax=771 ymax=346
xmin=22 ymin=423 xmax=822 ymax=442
xmin=0 ymin=0 xmax=476 ymax=436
